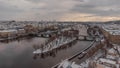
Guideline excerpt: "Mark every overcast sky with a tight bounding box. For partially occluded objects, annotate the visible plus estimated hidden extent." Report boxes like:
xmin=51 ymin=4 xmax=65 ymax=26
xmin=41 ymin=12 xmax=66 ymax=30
xmin=0 ymin=0 xmax=120 ymax=21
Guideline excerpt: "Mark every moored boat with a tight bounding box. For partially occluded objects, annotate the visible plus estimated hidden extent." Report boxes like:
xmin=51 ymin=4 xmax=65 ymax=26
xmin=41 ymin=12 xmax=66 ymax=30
xmin=78 ymin=52 xmax=86 ymax=59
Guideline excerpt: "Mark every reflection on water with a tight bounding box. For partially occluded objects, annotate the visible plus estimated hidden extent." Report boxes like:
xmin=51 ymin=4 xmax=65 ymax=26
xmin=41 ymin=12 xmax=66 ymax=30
xmin=33 ymin=40 xmax=77 ymax=59
xmin=0 ymin=37 xmax=47 ymax=68
xmin=0 ymin=36 xmax=36 ymax=43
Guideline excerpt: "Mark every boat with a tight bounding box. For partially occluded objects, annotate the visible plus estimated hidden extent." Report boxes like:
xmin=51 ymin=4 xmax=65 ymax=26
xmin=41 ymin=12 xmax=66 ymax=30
xmin=33 ymin=36 xmax=77 ymax=54
xmin=78 ymin=52 xmax=86 ymax=59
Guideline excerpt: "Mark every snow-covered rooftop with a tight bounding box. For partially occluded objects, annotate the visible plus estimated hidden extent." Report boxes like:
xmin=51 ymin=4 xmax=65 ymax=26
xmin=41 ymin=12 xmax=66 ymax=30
xmin=58 ymin=60 xmax=81 ymax=68
xmin=102 ymin=24 xmax=120 ymax=35
xmin=108 ymin=48 xmax=116 ymax=54
xmin=99 ymin=58 xmax=116 ymax=65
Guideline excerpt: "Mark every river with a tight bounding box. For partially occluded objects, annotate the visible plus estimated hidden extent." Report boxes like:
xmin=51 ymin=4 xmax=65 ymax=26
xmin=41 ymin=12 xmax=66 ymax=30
xmin=0 ymin=37 xmax=91 ymax=68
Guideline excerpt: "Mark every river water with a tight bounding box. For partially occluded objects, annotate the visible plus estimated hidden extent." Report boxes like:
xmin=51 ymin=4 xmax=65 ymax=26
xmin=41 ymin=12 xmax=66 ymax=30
xmin=0 ymin=37 xmax=91 ymax=68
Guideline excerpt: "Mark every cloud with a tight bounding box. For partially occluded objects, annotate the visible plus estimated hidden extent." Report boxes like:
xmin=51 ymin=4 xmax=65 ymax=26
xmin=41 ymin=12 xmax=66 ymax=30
xmin=18 ymin=0 xmax=78 ymax=21
xmin=0 ymin=0 xmax=120 ymax=21
xmin=59 ymin=13 xmax=120 ymax=22
xmin=0 ymin=0 xmax=23 ymax=20
xmin=71 ymin=0 xmax=120 ymax=17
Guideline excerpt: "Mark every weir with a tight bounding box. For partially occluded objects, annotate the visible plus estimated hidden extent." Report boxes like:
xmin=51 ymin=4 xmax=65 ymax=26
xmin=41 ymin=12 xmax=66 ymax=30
xmin=77 ymin=35 xmax=94 ymax=41
xmin=51 ymin=41 xmax=96 ymax=68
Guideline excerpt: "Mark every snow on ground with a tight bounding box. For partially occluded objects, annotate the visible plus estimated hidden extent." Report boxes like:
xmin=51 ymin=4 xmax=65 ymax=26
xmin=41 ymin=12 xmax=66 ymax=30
xmin=58 ymin=60 xmax=81 ymax=68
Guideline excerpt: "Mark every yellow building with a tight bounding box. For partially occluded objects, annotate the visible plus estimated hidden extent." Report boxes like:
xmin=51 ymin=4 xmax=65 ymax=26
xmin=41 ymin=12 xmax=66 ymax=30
xmin=101 ymin=27 xmax=120 ymax=44
xmin=0 ymin=29 xmax=17 ymax=38
xmin=23 ymin=24 xmax=39 ymax=34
